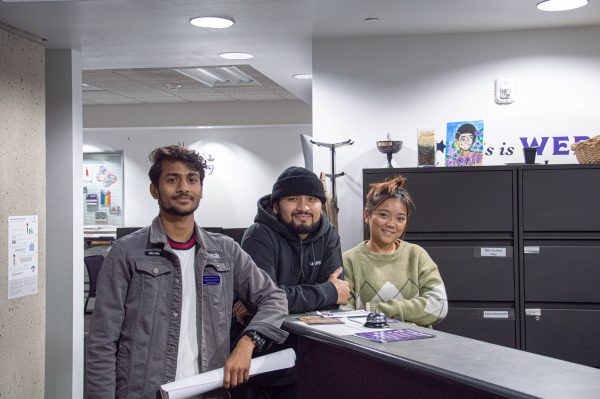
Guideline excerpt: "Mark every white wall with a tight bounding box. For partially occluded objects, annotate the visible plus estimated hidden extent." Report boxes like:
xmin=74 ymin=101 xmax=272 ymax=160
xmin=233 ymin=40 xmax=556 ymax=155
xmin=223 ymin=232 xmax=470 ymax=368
xmin=313 ymin=26 xmax=600 ymax=250
xmin=84 ymin=125 xmax=310 ymax=228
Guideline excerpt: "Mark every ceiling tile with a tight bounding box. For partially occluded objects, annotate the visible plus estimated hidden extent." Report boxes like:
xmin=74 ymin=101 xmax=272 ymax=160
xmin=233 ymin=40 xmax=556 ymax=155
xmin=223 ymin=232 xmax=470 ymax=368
xmin=187 ymin=96 xmax=237 ymax=103
xmin=135 ymin=97 xmax=189 ymax=104
xmin=91 ymin=81 xmax=155 ymax=91
xmin=89 ymin=97 xmax=143 ymax=105
xmin=114 ymin=68 xmax=189 ymax=82
xmin=81 ymin=65 xmax=296 ymax=105
xmin=214 ymin=86 xmax=274 ymax=96
xmin=83 ymin=91 xmax=129 ymax=100
xmin=83 ymin=70 xmax=131 ymax=84
xmin=229 ymin=93 xmax=285 ymax=101
xmin=167 ymin=88 xmax=221 ymax=96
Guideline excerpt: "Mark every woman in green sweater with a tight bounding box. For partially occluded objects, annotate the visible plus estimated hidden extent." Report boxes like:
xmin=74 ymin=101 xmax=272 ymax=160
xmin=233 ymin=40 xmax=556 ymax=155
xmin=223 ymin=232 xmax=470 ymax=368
xmin=343 ymin=176 xmax=448 ymax=327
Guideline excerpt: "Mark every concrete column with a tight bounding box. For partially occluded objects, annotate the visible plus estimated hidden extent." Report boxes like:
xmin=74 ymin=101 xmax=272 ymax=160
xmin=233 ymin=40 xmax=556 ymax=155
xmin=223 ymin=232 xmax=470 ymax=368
xmin=45 ymin=49 xmax=84 ymax=399
xmin=0 ymin=25 xmax=46 ymax=399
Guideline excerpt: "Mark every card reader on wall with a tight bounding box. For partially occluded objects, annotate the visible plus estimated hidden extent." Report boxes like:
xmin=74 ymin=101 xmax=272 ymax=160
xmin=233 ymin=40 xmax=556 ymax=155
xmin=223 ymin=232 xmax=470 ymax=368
xmin=494 ymin=78 xmax=515 ymax=104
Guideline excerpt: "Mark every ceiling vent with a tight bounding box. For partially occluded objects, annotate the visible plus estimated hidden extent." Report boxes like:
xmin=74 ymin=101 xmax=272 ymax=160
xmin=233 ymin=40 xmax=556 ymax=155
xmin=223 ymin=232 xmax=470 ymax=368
xmin=172 ymin=66 xmax=259 ymax=88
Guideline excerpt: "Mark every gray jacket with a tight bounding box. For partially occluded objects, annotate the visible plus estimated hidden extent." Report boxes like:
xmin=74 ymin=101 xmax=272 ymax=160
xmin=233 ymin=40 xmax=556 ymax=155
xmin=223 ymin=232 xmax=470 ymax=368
xmin=86 ymin=216 xmax=289 ymax=399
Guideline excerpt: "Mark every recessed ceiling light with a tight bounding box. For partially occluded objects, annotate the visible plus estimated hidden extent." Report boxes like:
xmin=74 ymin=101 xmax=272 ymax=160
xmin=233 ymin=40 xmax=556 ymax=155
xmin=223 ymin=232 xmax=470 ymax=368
xmin=189 ymin=17 xmax=235 ymax=28
xmin=292 ymin=74 xmax=312 ymax=80
xmin=219 ymin=52 xmax=254 ymax=60
xmin=166 ymin=83 xmax=182 ymax=90
xmin=536 ymin=0 xmax=588 ymax=11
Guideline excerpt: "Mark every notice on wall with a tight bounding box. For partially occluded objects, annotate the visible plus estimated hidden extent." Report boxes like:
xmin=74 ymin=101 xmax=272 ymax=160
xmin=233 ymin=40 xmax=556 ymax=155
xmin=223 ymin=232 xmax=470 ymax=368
xmin=7 ymin=215 xmax=39 ymax=299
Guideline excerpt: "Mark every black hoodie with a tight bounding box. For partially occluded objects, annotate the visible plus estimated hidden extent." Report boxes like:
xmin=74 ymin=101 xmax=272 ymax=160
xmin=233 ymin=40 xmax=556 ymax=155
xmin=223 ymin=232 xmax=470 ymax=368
xmin=241 ymin=194 xmax=343 ymax=314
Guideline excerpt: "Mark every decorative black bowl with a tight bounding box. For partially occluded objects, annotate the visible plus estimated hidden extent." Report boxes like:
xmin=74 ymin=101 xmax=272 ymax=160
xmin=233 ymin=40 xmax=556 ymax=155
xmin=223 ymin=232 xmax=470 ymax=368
xmin=376 ymin=140 xmax=403 ymax=154
xmin=376 ymin=140 xmax=403 ymax=168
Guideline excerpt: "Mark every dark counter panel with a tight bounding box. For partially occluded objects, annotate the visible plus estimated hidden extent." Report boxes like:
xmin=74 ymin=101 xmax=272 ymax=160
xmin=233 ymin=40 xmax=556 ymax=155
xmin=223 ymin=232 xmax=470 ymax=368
xmin=521 ymin=168 xmax=600 ymax=232
xmin=286 ymin=313 xmax=600 ymax=399
xmin=296 ymin=336 xmax=505 ymax=399
xmin=364 ymin=168 xmax=515 ymax=233
xmin=524 ymin=306 xmax=600 ymax=368
xmin=524 ymin=244 xmax=600 ymax=302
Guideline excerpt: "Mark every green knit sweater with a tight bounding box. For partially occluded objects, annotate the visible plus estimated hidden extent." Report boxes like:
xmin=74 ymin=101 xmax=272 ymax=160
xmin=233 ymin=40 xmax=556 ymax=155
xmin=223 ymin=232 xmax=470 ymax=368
xmin=342 ymin=241 xmax=448 ymax=326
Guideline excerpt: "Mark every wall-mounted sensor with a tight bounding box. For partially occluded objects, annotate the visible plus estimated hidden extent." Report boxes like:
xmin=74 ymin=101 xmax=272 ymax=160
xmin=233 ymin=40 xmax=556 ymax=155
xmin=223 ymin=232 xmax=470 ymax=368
xmin=494 ymin=78 xmax=515 ymax=104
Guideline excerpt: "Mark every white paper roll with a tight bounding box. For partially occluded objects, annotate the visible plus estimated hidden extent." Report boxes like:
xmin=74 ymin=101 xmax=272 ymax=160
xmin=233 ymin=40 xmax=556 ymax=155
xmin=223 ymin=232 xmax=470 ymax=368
xmin=160 ymin=348 xmax=296 ymax=399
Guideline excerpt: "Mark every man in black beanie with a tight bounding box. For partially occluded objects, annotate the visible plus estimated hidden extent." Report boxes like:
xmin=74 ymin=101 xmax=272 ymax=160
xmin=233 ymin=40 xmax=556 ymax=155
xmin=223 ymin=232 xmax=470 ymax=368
xmin=230 ymin=166 xmax=349 ymax=399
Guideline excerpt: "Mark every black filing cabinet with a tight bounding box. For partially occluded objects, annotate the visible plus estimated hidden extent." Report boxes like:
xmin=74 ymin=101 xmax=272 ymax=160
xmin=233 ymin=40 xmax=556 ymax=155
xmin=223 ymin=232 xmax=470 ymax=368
xmin=364 ymin=165 xmax=600 ymax=365
xmin=520 ymin=165 xmax=600 ymax=367
xmin=364 ymin=167 xmax=519 ymax=349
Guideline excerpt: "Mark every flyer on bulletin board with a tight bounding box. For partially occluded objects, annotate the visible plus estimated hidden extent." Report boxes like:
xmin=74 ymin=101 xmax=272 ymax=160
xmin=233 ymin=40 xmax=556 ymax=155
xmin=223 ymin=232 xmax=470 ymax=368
xmin=7 ymin=215 xmax=39 ymax=299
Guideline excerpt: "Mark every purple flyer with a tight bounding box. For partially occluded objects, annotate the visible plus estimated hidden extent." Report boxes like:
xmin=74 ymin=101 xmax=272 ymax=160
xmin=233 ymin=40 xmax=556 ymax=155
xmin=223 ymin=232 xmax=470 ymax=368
xmin=353 ymin=328 xmax=435 ymax=343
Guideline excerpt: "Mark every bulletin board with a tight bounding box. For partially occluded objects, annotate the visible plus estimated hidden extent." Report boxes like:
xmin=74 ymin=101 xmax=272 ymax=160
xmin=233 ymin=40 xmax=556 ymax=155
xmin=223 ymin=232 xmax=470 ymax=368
xmin=83 ymin=151 xmax=124 ymax=226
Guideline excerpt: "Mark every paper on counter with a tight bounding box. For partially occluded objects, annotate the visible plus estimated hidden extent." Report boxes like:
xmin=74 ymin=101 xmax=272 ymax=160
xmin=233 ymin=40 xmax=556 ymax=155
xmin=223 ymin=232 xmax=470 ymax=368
xmin=160 ymin=348 xmax=296 ymax=399
xmin=337 ymin=309 xmax=370 ymax=318
xmin=296 ymin=315 xmax=344 ymax=325
xmin=290 ymin=309 xmax=403 ymax=336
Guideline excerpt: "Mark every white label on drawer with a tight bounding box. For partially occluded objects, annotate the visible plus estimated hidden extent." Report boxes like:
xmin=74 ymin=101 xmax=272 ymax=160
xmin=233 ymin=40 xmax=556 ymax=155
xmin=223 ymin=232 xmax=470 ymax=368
xmin=480 ymin=247 xmax=506 ymax=257
xmin=524 ymin=246 xmax=540 ymax=254
xmin=483 ymin=311 xmax=509 ymax=319
xmin=525 ymin=308 xmax=541 ymax=316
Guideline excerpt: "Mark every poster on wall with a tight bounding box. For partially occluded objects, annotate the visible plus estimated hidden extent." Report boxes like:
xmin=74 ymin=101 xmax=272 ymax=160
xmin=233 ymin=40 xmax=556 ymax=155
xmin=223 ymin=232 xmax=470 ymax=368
xmin=96 ymin=165 xmax=118 ymax=187
xmin=84 ymin=152 xmax=123 ymax=226
xmin=7 ymin=215 xmax=39 ymax=299
xmin=445 ymin=120 xmax=484 ymax=167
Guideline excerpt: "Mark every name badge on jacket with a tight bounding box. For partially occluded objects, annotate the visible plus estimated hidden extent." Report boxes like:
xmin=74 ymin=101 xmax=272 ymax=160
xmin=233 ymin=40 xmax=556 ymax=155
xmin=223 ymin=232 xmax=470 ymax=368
xmin=203 ymin=275 xmax=221 ymax=285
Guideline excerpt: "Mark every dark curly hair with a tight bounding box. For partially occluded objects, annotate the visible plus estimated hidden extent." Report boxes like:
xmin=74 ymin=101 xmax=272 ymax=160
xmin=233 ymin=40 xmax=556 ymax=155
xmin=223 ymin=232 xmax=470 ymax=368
xmin=148 ymin=145 xmax=206 ymax=186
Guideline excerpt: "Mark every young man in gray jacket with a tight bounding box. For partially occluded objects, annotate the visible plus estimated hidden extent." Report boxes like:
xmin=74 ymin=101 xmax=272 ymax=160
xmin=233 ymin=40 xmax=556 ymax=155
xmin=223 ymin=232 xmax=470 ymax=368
xmin=86 ymin=145 xmax=289 ymax=399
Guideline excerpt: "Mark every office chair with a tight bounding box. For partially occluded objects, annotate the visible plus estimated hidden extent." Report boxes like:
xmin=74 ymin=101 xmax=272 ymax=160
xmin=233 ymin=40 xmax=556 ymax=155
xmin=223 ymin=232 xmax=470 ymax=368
xmin=84 ymin=254 xmax=105 ymax=314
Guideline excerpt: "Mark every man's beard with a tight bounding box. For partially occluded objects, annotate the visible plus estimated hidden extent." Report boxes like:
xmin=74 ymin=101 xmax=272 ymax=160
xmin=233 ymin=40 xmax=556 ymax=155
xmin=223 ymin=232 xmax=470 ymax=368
xmin=278 ymin=213 xmax=320 ymax=236
xmin=158 ymin=195 xmax=200 ymax=217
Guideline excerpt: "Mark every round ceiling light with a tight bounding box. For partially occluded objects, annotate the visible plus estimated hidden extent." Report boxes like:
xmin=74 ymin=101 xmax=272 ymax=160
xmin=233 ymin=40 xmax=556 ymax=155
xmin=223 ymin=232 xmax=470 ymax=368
xmin=292 ymin=74 xmax=312 ymax=80
xmin=219 ymin=52 xmax=254 ymax=60
xmin=536 ymin=0 xmax=588 ymax=11
xmin=189 ymin=17 xmax=235 ymax=28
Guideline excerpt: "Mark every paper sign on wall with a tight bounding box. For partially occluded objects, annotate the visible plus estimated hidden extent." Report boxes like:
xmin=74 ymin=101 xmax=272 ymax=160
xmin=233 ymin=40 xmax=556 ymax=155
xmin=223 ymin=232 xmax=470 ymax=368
xmin=7 ymin=215 xmax=39 ymax=299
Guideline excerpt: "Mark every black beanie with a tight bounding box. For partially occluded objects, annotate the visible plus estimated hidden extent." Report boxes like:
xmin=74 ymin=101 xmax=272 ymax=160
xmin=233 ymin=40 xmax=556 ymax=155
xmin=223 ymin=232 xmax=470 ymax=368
xmin=271 ymin=166 xmax=326 ymax=204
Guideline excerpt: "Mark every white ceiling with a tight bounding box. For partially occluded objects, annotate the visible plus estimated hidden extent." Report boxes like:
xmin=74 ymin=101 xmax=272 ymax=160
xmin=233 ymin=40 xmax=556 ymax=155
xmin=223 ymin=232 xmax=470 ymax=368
xmin=1 ymin=0 xmax=600 ymax=103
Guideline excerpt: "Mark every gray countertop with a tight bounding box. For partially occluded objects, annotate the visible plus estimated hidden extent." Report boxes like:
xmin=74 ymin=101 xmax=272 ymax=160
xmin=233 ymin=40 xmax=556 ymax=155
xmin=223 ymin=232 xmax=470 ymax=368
xmin=284 ymin=315 xmax=600 ymax=399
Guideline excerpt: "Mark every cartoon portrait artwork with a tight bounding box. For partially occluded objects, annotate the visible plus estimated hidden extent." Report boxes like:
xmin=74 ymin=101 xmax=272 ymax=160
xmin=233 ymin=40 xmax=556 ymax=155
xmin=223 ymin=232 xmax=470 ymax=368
xmin=445 ymin=120 xmax=484 ymax=167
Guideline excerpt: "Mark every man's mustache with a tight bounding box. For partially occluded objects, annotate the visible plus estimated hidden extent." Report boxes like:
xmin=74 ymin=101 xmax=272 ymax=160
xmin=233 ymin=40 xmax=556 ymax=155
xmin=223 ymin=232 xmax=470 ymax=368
xmin=292 ymin=212 xmax=312 ymax=216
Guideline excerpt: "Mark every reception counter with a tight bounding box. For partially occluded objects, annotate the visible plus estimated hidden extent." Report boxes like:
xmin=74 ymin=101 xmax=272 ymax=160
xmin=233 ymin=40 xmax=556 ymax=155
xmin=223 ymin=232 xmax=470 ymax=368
xmin=283 ymin=313 xmax=600 ymax=399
